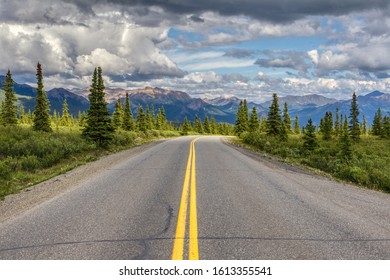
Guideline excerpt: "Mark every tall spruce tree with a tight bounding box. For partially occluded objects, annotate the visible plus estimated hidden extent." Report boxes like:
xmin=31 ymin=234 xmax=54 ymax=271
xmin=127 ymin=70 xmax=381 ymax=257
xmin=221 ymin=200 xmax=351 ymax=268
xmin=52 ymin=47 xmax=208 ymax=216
xmin=203 ymin=116 xmax=210 ymax=134
xmin=112 ymin=98 xmax=123 ymax=129
xmin=32 ymin=63 xmax=52 ymax=132
xmin=61 ymin=98 xmax=71 ymax=126
xmin=372 ymin=107 xmax=382 ymax=136
xmin=283 ymin=102 xmax=293 ymax=133
xmin=266 ymin=93 xmax=282 ymax=136
xmin=322 ymin=112 xmax=333 ymax=140
xmin=122 ymin=93 xmax=134 ymax=131
xmin=136 ymin=105 xmax=147 ymax=133
xmin=234 ymin=100 xmax=244 ymax=135
xmin=348 ymin=92 xmax=360 ymax=140
xmin=361 ymin=115 xmax=367 ymax=135
xmin=82 ymin=67 xmax=114 ymax=147
xmin=248 ymin=106 xmax=260 ymax=132
xmin=334 ymin=107 xmax=340 ymax=137
xmin=1 ymin=70 xmax=18 ymax=126
xmin=182 ymin=116 xmax=190 ymax=135
xmin=210 ymin=116 xmax=217 ymax=134
xmin=339 ymin=115 xmax=352 ymax=161
xmin=302 ymin=118 xmax=317 ymax=151
xmin=293 ymin=115 xmax=300 ymax=134
xmin=194 ymin=115 xmax=203 ymax=134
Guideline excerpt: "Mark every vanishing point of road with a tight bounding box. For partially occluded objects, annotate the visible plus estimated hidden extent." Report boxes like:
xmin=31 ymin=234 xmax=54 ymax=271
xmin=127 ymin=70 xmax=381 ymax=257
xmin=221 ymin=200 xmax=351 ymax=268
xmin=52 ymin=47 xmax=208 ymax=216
xmin=0 ymin=136 xmax=389 ymax=259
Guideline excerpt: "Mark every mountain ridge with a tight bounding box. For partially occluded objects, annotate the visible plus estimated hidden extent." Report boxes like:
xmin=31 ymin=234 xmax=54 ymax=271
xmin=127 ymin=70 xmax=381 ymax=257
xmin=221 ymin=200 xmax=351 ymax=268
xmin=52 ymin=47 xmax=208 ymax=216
xmin=1 ymin=75 xmax=390 ymax=125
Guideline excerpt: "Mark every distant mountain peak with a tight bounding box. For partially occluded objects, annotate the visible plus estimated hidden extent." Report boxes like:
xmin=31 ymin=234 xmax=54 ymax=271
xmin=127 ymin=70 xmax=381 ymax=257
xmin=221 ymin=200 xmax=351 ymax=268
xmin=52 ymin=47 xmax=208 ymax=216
xmin=365 ymin=90 xmax=385 ymax=98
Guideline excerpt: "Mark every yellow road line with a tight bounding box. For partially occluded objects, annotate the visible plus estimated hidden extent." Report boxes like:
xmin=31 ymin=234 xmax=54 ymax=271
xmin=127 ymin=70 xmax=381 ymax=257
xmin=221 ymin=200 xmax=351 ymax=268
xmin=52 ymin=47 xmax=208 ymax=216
xmin=172 ymin=137 xmax=200 ymax=260
xmin=189 ymin=140 xmax=199 ymax=260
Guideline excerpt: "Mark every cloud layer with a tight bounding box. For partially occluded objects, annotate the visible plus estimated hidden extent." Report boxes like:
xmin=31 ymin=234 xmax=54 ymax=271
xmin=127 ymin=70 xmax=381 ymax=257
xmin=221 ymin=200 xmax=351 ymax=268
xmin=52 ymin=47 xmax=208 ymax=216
xmin=1 ymin=0 xmax=390 ymax=100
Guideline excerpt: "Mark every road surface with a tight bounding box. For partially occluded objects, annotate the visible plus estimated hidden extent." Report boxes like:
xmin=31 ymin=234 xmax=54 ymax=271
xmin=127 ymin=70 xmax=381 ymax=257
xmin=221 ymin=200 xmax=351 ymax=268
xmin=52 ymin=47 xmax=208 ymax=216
xmin=0 ymin=136 xmax=389 ymax=259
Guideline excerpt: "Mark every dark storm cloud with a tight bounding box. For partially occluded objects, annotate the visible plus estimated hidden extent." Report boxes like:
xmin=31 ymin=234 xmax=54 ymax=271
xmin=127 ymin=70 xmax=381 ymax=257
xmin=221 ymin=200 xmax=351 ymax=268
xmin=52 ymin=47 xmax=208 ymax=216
xmin=64 ymin=0 xmax=390 ymax=22
xmin=255 ymin=50 xmax=310 ymax=75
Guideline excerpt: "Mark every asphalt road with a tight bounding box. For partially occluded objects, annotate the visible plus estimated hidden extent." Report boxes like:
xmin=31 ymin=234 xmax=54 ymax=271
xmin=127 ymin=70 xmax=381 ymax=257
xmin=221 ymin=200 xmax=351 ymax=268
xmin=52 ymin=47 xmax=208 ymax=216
xmin=0 ymin=136 xmax=389 ymax=259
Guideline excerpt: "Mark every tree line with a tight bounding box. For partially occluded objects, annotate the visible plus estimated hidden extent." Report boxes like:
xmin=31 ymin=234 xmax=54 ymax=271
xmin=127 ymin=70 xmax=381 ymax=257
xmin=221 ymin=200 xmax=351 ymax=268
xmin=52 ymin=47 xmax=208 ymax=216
xmin=234 ymin=92 xmax=390 ymax=158
xmin=0 ymin=64 xmax=233 ymax=147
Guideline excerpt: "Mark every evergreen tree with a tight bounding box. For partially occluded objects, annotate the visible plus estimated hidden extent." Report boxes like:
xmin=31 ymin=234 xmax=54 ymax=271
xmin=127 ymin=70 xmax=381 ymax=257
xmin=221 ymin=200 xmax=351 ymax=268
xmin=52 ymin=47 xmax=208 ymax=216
xmin=32 ymin=63 xmax=51 ymax=132
xmin=302 ymin=118 xmax=317 ymax=151
xmin=234 ymin=100 xmax=249 ymax=135
xmin=210 ymin=116 xmax=217 ymax=134
xmin=61 ymin=98 xmax=71 ymax=126
xmin=372 ymin=107 xmax=382 ymax=136
xmin=182 ymin=116 xmax=190 ymax=135
xmin=234 ymin=100 xmax=244 ymax=135
xmin=248 ymin=106 xmax=260 ymax=132
xmin=382 ymin=115 xmax=390 ymax=139
xmin=293 ymin=115 xmax=300 ymax=134
xmin=266 ymin=93 xmax=282 ymax=136
xmin=260 ymin=115 xmax=267 ymax=132
xmin=112 ymin=98 xmax=123 ymax=129
xmin=148 ymin=104 xmax=155 ymax=130
xmin=194 ymin=115 xmax=203 ymax=134
xmin=322 ymin=112 xmax=333 ymax=140
xmin=348 ymin=92 xmax=360 ymax=140
xmin=242 ymin=99 xmax=249 ymax=130
xmin=334 ymin=107 xmax=340 ymax=137
xmin=361 ymin=115 xmax=367 ymax=135
xmin=19 ymin=105 xmax=26 ymax=124
xmin=1 ymin=70 xmax=18 ymax=126
xmin=282 ymin=102 xmax=293 ymax=133
xmin=122 ymin=93 xmax=134 ymax=131
xmin=203 ymin=116 xmax=210 ymax=134
xmin=82 ymin=67 xmax=114 ymax=147
xmin=136 ymin=105 xmax=147 ymax=133
xmin=339 ymin=115 xmax=352 ymax=161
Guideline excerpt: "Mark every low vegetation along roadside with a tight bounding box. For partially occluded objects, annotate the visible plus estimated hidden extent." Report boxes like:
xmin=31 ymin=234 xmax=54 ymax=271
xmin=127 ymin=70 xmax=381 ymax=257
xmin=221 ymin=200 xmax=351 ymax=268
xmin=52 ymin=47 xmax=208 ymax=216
xmin=233 ymin=93 xmax=390 ymax=193
xmin=0 ymin=125 xmax=179 ymax=199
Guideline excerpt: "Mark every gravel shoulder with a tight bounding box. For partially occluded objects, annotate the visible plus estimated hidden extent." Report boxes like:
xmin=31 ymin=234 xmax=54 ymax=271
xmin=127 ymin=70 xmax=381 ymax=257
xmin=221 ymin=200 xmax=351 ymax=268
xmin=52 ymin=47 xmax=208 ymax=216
xmin=0 ymin=140 xmax=166 ymax=224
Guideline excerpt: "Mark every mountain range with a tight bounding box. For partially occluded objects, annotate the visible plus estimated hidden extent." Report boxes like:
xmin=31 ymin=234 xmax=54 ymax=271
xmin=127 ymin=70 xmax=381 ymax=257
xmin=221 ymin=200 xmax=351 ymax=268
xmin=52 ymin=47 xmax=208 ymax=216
xmin=1 ymin=75 xmax=390 ymax=126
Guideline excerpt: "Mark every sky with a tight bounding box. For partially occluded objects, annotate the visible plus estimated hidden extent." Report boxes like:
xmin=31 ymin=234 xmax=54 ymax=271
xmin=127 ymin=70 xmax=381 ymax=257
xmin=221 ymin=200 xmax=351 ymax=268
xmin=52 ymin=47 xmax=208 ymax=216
xmin=1 ymin=0 xmax=390 ymax=102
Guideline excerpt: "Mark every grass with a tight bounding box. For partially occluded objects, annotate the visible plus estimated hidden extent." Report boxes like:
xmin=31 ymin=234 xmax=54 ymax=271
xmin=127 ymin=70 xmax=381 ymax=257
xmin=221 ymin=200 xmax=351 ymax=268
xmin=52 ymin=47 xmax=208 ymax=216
xmin=0 ymin=125 xmax=180 ymax=199
xmin=237 ymin=131 xmax=390 ymax=193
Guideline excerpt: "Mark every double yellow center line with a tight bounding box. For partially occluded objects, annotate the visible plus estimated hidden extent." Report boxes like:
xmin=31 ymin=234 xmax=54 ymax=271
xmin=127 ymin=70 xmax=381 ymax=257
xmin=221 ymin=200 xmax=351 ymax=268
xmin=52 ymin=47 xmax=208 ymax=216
xmin=172 ymin=137 xmax=200 ymax=260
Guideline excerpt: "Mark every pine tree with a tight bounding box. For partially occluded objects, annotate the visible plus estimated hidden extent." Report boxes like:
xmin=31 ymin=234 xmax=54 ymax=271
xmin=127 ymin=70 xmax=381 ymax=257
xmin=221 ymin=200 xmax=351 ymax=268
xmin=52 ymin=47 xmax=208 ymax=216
xmin=122 ymin=93 xmax=134 ymax=131
xmin=248 ymin=106 xmax=260 ymax=132
xmin=283 ymin=102 xmax=293 ymax=133
xmin=194 ymin=115 xmax=203 ymax=134
xmin=148 ymin=104 xmax=155 ymax=130
xmin=382 ymin=115 xmax=390 ymax=139
xmin=210 ymin=116 xmax=217 ymax=134
xmin=61 ymin=98 xmax=71 ymax=126
xmin=293 ymin=115 xmax=300 ymax=134
xmin=32 ymin=63 xmax=52 ymax=132
xmin=334 ymin=108 xmax=340 ymax=137
xmin=349 ymin=92 xmax=360 ymax=140
xmin=266 ymin=93 xmax=282 ymax=136
xmin=260 ymin=115 xmax=267 ymax=132
xmin=234 ymin=100 xmax=244 ymax=135
xmin=242 ymin=99 xmax=249 ymax=131
xmin=136 ymin=105 xmax=147 ymax=133
xmin=1 ymin=70 xmax=18 ymax=126
xmin=361 ymin=115 xmax=367 ymax=135
xmin=203 ymin=116 xmax=210 ymax=134
xmin=339 ymin=115 xmax=352 ymax=161
xmin=182 ymin=116 xmax=190 ymax=135
xmin=82 ymin=67 xmax=114 ymax=147
xmin=112 ymin=98 xmax=123 ymax=129
xmin=302 ymin=118 xmax=317 ymax=152
xmin=322 ymin=112 xmax=333 ymax=140
xmin=372 ymin=107 xmax=382 ymax=136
